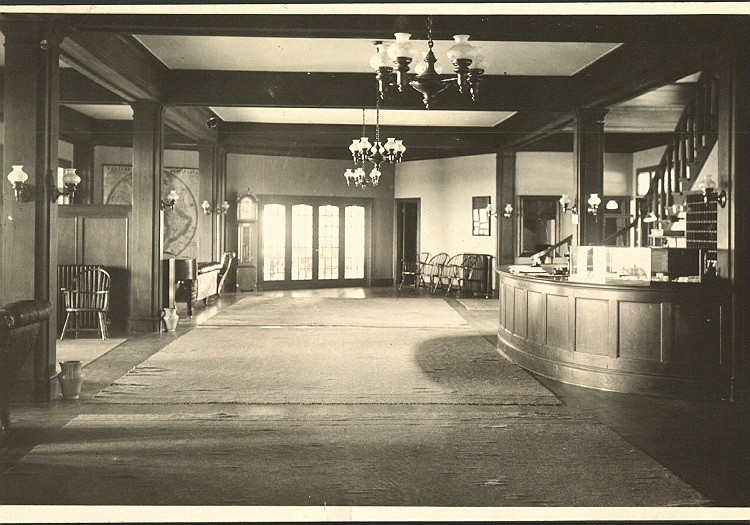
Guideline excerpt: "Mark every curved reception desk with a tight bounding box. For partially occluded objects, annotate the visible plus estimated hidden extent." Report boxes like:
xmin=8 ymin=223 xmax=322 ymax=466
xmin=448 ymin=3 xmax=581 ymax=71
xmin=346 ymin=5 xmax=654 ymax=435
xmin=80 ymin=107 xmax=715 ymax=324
xmin=496 ymin=267 xmax=726 ymax=398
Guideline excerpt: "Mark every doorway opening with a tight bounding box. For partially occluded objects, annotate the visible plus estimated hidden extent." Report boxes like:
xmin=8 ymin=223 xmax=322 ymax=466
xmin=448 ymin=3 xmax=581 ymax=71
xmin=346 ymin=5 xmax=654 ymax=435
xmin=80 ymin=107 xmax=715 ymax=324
xmin=396 ymin=199 xmax=420 ymax=287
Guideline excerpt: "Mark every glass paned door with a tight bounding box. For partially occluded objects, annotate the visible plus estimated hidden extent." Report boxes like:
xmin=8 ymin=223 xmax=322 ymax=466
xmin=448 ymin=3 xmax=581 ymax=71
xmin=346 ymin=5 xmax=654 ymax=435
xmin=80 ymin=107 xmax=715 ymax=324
xmin=259 ymin=197 xmax=369 ymax=289
xmin=291 ymin=204 xmax=313 ymax=280
xmin=318 ymin=205 xmax=340 ymax=280
xmin=345 ymin=205 xmax=365 ymax=279
xmin=262 ymin=204 xmax=286 ymax=281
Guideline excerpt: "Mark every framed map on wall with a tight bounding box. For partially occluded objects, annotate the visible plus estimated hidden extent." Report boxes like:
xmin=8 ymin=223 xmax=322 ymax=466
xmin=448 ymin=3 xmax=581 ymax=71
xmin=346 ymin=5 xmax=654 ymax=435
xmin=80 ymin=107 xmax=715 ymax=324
xmin=103 ymin=165 xmax=199 ymax=258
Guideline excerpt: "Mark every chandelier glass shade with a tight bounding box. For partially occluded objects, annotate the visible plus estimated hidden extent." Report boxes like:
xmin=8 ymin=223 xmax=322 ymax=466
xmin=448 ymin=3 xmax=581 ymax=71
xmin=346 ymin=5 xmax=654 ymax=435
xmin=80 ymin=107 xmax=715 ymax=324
xmin=345 ymin=101 xmax=406 ymax=188
xmin=369 ymin=17 xmax=486 ymax=109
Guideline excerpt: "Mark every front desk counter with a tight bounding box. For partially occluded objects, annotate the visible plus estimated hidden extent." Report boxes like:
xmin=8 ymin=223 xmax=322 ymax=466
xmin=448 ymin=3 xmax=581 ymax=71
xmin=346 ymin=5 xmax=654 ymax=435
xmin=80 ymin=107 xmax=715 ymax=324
xmin=495 ymin=266 xmax=727 ymax=398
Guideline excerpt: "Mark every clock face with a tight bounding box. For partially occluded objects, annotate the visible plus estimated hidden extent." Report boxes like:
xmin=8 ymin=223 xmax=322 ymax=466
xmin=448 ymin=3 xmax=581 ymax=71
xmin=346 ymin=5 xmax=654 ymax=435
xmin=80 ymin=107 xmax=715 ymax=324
xmin=237 ymin=195 xmax=257 ymax=222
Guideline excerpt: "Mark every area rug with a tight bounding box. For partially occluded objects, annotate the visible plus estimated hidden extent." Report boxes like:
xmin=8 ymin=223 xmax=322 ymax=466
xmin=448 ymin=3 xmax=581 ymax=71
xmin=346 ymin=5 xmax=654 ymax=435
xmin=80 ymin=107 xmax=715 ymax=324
xmin=56 ymin=338 xmax=127 ymax=367
xmin=200 ymin=295 xmax=469 ymax=328
xmin=92 ymin=326 xmax=559 ymax=405
xmin=1 ymin=408 xmax=706 ymax=506
xmin=457 ymin=298 xmax=500 ymax=311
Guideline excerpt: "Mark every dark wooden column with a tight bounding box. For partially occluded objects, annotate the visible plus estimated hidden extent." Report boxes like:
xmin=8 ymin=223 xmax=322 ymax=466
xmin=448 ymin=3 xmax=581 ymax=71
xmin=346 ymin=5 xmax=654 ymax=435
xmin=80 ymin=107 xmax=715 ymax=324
xmin=496 ymin=149 xmax=517 ymax=265
xmin=216 ymin=145 xmax=229 ymax=259
xmin=197 ymin=143 xmax=216 ymax=261
xmin=72 ymin=138 xmax=95 ymax=205
xmin=128 ymin=101 xmax=164 ymax=332
xmin=716 ymin=44 xmax=750 ymax=402
xmin=574 ymin=108 xmax=608 ymax=246
xmin=1 ymin=22 xmax=61 ymax=401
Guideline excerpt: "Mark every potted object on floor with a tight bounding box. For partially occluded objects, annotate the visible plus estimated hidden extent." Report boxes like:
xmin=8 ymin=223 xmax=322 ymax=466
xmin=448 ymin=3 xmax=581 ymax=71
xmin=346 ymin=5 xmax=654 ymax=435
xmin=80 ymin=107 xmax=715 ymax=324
xmin=163 ymin=307 xmax=179 ymax=332
xmin=58 ymin=360 xmax=84 ymax=400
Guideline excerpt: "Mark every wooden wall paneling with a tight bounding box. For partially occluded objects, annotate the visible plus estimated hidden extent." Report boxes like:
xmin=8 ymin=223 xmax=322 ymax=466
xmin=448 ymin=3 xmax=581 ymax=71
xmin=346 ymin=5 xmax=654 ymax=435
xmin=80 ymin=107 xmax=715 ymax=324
xmin=609 ymin=299 xmax=620 ymax=359
xmin=545 ymin=294 xmax=568 ymax=351
xmin=58 ymin=205 xmax=131 ymax=332
xmin=575 ymin=297 xmax=609 ymax=356
xmin=503 ymin=283 xmax=515 ymax=334
xmin=527 ymin=290 xmax=545 ymax=345
xmin=58 ymin=216 xmax=79 ymax=265
xmin=660 ymin=301 xmax=674 ymax=363
xmin=498 ymin=282 xmax=505 ymax=330
xmin=82 ymin=217 xmax=128 ymax=267
xmin=618 ymin=301 xmax=661 ymax=362
xmin=514 ymin=287 xmax=528 ymax=339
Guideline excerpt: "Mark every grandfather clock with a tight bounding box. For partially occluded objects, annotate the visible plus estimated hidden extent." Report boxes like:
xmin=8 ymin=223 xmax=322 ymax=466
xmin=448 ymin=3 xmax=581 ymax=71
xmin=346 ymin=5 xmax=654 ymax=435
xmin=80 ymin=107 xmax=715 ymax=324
xmin=236 ymin=194 xmax=258 ymax=291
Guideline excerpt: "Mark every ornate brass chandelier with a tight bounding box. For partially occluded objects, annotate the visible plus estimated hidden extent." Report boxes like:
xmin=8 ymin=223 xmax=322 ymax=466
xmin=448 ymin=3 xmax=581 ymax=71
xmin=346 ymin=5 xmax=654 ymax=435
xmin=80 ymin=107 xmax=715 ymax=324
xmin=369 ymin=16 xmax=486 ymax=109
xmin=345 ymin=94 xmax=406 ymax=188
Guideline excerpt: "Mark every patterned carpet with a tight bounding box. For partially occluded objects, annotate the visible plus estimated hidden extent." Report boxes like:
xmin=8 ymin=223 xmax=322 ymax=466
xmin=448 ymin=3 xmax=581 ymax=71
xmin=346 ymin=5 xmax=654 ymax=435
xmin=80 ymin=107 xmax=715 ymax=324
xmin=92 ymin=296 xmax=557 ymax=405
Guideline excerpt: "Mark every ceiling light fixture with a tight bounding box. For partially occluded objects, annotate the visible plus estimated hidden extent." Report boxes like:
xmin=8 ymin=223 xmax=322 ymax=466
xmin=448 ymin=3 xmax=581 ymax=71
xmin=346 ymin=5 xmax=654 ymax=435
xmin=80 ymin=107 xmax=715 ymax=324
xmin=345 ymin=93 xmax=406 ymax=188
xmin=370 ymin=16 xmax=486 ymax=109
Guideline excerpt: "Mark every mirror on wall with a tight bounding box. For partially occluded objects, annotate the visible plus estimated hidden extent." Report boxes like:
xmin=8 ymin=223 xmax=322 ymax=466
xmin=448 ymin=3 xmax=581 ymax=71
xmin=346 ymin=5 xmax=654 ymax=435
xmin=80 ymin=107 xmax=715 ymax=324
xmin=519 ymin=196 xmax=559 ymax=257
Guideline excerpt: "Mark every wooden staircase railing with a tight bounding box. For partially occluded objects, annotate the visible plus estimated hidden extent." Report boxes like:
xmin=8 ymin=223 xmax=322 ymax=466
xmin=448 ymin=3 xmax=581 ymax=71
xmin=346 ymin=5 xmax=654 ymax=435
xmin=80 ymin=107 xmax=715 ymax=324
xmin=643 ymin=71 xmax=719 ymax=223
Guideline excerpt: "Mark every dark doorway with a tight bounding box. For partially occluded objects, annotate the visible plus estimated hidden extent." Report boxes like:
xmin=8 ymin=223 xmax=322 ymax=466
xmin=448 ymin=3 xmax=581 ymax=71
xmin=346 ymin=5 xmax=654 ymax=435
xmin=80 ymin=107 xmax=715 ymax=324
xmin=396 ymin=199 xmax=420 ymax=287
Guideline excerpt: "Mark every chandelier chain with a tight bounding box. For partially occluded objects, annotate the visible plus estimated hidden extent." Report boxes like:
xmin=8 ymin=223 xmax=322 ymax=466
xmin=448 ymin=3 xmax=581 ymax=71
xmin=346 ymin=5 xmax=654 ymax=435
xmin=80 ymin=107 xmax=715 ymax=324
xmin=375 ymin=87 xmax=380 ymax=143
xmin=427 ymin=15 xmax=434 ymax=49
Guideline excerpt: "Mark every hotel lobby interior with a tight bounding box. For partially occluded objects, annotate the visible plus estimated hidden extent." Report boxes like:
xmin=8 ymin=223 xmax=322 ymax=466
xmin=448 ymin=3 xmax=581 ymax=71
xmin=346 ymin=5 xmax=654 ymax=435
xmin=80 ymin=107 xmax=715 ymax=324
xmin=0 ymin=4 xmax=748 ymax=520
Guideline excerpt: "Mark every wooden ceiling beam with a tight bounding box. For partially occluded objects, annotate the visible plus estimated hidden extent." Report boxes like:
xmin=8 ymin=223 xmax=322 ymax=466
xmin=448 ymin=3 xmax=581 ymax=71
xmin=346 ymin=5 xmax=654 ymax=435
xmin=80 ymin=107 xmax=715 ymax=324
xmin=55 ymin=14 xmax=739 ymax=44
xmin=60 ymin=69 xmax=127 ymax=104
xmin=59 ymin=105 xmax=96 ymax=144
xmin=60 ymin=32 xmax=166 ymax=102
xmin=496 ymin=33 xmax=729 ymax=149
xmin=218 ymin=122 xmax=498 ymax=150
xmin=163 ymin=105 xmax=219 ymax=144
xmin=163 ymin=70 xmax=573 ymax=112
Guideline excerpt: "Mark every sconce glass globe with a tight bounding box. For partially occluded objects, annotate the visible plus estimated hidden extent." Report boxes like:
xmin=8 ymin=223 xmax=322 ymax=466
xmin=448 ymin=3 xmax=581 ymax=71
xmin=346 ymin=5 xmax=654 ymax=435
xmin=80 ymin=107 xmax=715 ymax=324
xmin=446 ymin=35 xmax=477 ymax=63
xmin=369 ymin=42 xmax=391 ymax=70
xmin=7 ymin=165 xmax=29 ymax=184
xmin=62 ymin=168 xmax=81 ymax=185
xmin=387 ymin=33 xmax=416 ymax=62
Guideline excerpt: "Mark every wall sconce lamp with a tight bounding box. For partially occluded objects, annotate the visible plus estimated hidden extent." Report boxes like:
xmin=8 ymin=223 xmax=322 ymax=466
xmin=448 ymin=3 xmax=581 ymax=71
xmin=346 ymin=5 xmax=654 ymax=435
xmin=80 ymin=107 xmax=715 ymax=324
xmin=559 ymin=194 xmax=577 ymax=214
xmin=51 ymin=168 xmax=81 ymax=202
xmin=201 ymin=200 xmax=230 ymax=215
xmin=7 ymin=165 xmax=34 ymax=202
xmin=587 ymin=193 xmax=601 ymax=215
xmin=502 ymin=203 xmax=514 ymax=218
xmin=160 ymin=189 xmax=180 ymax=211
xmin=717 ymin=190 xmax=727 ymax=208
xmin=605 ymin=199 xmax=619 ymax=211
